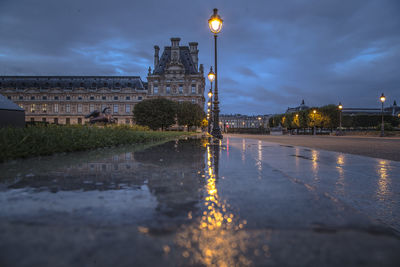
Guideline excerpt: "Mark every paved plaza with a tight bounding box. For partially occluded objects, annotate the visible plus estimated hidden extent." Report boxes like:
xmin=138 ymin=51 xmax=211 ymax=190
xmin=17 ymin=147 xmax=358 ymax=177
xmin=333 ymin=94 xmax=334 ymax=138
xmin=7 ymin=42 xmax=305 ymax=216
xmin=0 ymin=136 xmax=399 ymax=266
xmin=228 ymin=134 xmax=400 ymax=162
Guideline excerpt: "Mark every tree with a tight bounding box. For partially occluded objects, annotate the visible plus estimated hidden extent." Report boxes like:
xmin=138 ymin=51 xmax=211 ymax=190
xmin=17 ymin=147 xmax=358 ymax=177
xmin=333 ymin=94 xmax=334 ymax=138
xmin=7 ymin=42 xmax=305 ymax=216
xmin=133 ymin=98 xmax=176 ymax=130
xmin=176 ymin=101 xmax=204 ymax=130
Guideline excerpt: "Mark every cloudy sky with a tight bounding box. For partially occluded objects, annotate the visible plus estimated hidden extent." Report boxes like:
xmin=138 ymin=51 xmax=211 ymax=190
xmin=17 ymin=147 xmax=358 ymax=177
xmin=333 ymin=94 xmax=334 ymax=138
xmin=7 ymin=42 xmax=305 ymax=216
xmin=1 ymin=0 xmax=399 ymax=114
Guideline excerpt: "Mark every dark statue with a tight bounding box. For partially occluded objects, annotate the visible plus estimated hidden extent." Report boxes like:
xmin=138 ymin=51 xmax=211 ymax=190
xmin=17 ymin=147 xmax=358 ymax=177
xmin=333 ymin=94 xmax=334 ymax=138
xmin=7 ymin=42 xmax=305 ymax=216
xmin=85 ymin=107 xmax=115 ymax=124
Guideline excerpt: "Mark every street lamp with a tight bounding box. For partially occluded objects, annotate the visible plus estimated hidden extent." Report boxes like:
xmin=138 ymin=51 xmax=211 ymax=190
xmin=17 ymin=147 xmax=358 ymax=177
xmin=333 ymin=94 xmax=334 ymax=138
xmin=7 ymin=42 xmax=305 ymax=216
xmin=313 ymin=109 xmax=317 ymax=136
xmin=207 ymin=67 xmax=215 ymax=134
xmin=208 ymin=8 xmax=223 ymax=139
xmin=380 ymin=93 xmax=386 ymax=137
xmin=338 ymin=102 xmax=343 ymax=136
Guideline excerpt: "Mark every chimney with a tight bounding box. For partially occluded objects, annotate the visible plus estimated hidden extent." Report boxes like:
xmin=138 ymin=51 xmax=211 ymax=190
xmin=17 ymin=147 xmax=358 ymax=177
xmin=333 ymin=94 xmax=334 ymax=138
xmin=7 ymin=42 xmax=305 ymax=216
xmin=189 ymin=42 xmax=199 ymax=70
xmin=171 ymin=37 xmax=181 ymax=48
xmin=154 ymin=45 xmax=160 ymax=69
xmin=170 ymin=37 xmax=181 ymax=62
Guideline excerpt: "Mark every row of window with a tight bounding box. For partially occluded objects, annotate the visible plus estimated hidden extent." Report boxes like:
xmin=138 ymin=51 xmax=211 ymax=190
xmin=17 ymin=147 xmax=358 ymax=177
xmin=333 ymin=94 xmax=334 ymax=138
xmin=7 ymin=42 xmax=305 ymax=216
xmin=2 ymin=82 xmax=137 ymax=89
xmin=30 ymin=118 xmax=131 ymax=125
xmin=27 ymin=103 xmax=132 ymax=114
xmin=8 ymin=95 xmax=142 ymax=101
xmin=153 ymin=84 xmax=198 ymax=95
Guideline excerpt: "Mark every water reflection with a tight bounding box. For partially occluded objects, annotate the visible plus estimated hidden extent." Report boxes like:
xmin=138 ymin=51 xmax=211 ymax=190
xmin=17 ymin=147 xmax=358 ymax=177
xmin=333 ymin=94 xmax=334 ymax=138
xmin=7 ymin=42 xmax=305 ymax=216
xmin=176 ymin=140 xmax=252 ymax=267
xmin=376 ymin=160 xmax=391 ymax=201
xmin=335 ymin=154 xmax=345 ymax=196
xmin=311 ymin=150 xmax=320 ymax=184
xmin=241 ymin=139 xmax=246 ymax=163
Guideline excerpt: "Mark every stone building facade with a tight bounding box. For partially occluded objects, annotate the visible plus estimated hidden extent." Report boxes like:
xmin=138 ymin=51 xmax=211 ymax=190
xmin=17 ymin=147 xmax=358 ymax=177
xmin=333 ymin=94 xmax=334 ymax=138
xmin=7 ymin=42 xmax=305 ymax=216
xmin=0 ymin=76 xmax=146 ymax=124
xmin=147 ymin=38 xmax=205 ymax=107
xmin=0 ymin=37 xmax=206 ymax=125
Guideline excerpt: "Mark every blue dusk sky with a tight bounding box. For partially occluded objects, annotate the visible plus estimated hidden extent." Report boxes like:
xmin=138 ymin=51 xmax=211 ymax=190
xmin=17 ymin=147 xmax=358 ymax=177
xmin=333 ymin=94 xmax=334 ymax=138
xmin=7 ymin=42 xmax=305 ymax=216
xmin=0 ymin=0 xmax=399 ymax=114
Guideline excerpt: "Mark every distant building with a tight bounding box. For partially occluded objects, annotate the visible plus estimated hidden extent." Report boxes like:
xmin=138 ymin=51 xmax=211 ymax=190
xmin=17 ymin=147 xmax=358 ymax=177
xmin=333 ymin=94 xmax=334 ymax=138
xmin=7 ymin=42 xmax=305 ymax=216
xmin=286 ymin=99 xmax=309 ymax=113
xmin=219 ymin=114 xmax=270 ymax=129
xmin=0 ymin=76 xmax=146 ymax=125
xmin=0 ymin=37 xmax=205 ymax=125
xmin=342 ymin=101 xmax=400 ymax=117
xmin=0 ymin=93 xmax=25 ymax=127
xmin=147 ymin=38 xmax=205 ymax=107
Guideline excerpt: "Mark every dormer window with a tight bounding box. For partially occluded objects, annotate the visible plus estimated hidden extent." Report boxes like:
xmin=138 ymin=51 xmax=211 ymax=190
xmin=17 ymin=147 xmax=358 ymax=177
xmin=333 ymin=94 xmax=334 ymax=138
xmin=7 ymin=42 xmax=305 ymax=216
xmin=179 ymin=85 xmax=183 ymax=94
xmin=102 ymin=95 xmax=106 ymax=100
xmin=166 ymin=85 xmax=171 ymax=94
xmin=127 ymin=83 xmax=132 ymax=87
xmin=80 ymin=82 xmax=84 ymax=87
xmin=78 ymin=96 xmax=82 ymax=100
xmin=66 ymin=96 xmax=71 ymax=100
xmin=92 ymin=83 xmax=96 ymax=88
xmin=114 ymin=96 xmax=118 ymax=101
xmin=30 ymin=96 xmax=35 ymax=100
xmin=42 ymin=96 xmax=47 ymax=100
xmin=90 ymin=96 xmax=95 ymax=100
xmin=191 ymin=84 xmax=196 ymax=94
xmin=154 ymin=86 xmax=158 ymax=94
xmin=103 ymin=82 xmax=108 ymax=87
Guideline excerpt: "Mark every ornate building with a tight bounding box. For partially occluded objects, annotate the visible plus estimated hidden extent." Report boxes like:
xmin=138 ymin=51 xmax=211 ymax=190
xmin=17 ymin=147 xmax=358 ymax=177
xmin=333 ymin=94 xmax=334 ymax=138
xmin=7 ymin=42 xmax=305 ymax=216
xmin=0 ymin=76 xmax=146 ymax=125
xmin=147 ymin=38 xmax=205 ymax=107
xmin=0 ymin=37 xmax=205 ymax=125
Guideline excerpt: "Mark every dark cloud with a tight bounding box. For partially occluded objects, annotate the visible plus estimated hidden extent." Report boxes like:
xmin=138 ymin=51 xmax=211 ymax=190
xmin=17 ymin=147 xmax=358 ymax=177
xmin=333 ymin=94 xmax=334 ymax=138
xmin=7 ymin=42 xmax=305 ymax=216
xmin=0 ymin=0 xmax=399 ymax=114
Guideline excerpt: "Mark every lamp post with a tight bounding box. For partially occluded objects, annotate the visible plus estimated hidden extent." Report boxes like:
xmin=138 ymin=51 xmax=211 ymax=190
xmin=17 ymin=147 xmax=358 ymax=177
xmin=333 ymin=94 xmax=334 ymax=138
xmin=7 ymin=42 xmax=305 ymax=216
xmin=207 ymin=67 xmax=215 ymax=134
xmin=380 ymin=93 xmax=386 ymax=137
xmin=208 ymin=8 xmax=223 ymax=139
xmin=338 ymin=102 xmax=343 ymax=136
xmin=313 ymin=109 xmax=317 ymax=135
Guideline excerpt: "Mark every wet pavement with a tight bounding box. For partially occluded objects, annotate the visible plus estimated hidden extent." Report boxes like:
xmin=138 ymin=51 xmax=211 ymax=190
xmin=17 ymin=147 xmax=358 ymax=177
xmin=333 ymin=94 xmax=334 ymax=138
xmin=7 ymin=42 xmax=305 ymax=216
xmin=0 ymin=136 xmax=399 ymax=266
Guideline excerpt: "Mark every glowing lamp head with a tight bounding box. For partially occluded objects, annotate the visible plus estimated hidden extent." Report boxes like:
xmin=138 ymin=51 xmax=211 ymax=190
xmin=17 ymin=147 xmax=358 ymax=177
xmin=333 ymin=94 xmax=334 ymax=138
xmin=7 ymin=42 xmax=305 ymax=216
xmin=296 ymin=114 xmax=299 ymax=117
xmin=338 ymin=102 xmax=343 ymax=110
xmin=380 ymin=93 xmax=386 ymax=103
xmin=313 ymin=109 xmax=316 ymax=114
xmin=208 ymin=67 xmax=215 ymax=82
xmin=207 ymin=102 xmax=211 ymax=106
xmin=208 ymin=8 xmax=223 ymax=34
xmin=258 ymin=117 xmax=261 ymax=120
xmin=208 ymin=91 xmax=213 ymax=98
xmin=207 ymin=108 xmax=210 ymax=113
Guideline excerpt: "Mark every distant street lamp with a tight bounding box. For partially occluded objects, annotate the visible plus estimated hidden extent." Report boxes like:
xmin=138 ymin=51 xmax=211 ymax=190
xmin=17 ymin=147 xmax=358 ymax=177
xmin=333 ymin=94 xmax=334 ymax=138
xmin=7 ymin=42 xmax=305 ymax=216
xmin=208 ymin=8 xmax=223 ymax=139
xmin=313 ymin=109 xmax=317 ymax=135
xmin=380 ymin=93 xmax=386 ymax=137
xmin=338 ymin=102 xmax=343 ymax=136
xmin=207 ymin=67 xmax=215 ymax=134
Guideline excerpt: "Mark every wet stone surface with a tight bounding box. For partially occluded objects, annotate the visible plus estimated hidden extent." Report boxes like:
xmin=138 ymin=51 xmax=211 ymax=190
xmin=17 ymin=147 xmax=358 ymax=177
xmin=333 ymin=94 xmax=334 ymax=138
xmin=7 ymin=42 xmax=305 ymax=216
xmin=0 ymin=137 xmax=399 ymax=266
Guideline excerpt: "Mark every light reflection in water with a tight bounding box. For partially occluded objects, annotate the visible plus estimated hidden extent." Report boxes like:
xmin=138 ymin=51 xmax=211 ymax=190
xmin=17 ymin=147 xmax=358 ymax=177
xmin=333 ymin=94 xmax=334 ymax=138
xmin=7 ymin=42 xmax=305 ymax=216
xmin=175 ymin=141 xmax=254 ymax=267
xmin=257 ymin=141 xmax=263 ymax=179
xmin=335 ymin=154 xmax=345 ymax=195
xmin=376 ymin=160 xmax=391 ymax=201
xmin=241 ymin=139 xmax=246 ymax=163
xmin=311 ymin=150 xmax=319 ymax=183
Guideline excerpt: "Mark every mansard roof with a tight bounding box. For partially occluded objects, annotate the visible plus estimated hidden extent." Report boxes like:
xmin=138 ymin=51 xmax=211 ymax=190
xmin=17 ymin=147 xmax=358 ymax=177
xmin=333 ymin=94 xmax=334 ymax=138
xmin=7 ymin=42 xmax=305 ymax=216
xmin=0 ymin=76 xmax=145 ymax=90
xmin=153 ymin=47 xmax=198 ymax=75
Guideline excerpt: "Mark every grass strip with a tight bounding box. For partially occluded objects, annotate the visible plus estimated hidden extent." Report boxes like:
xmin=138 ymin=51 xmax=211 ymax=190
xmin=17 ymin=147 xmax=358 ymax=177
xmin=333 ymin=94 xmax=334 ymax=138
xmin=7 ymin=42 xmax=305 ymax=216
xmin=0 ymin=124 xmax=191 ymax=162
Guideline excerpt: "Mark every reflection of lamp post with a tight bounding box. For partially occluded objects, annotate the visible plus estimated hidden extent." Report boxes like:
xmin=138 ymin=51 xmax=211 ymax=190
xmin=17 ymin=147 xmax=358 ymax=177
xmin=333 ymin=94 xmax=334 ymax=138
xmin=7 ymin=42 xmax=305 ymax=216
xmin=313 ymin=109 xmax=317 ymax=136
xmin=208 ymin=8 xmax=223 ymax=139
xmin=380 ymin=93 xmax=386 ymax=137
xmin=207 ymin=67 xmax=215 ymax=134
xmin=338 ymin=102 xmax=343 ymax=135
xmin=295 ymin=114 xmax=299 ymax=134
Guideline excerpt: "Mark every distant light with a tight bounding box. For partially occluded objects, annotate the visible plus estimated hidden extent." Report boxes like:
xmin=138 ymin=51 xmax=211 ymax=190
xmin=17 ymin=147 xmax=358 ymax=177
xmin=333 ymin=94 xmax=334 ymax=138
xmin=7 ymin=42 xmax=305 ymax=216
xmin=338 ymin=102 xmax=343 ymax=110
xmin=208 ymin=67 xmax=215 ymax=82
xmin=313 ymin=109 xmax=316 ymax=114
xmin=380 ymin=93 xmax=386 ymax=103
